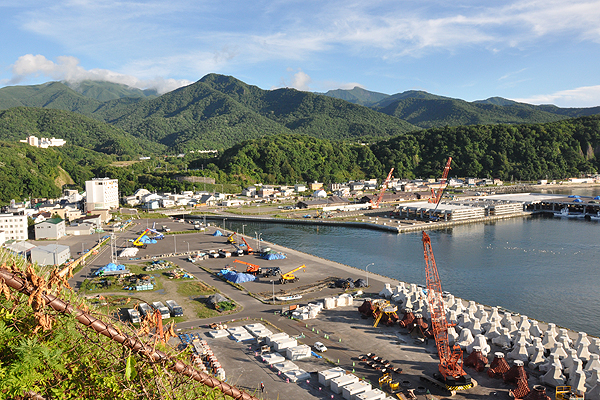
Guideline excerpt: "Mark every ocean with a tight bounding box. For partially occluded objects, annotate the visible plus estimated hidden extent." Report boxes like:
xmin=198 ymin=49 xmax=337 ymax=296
xmin=222 ymin=191 xmax=600 ymax=337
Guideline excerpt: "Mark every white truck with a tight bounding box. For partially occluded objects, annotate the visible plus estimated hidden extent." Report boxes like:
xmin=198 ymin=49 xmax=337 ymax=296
xmin=165 ymin=300 xmax=183 ymax=317
xmin=127 ymin=308 xmax=141 ymax=324
xmin=151 ymin=301 xmax=171 ymax=319
xmin=138 ymin=303 xmax=152 ymax=319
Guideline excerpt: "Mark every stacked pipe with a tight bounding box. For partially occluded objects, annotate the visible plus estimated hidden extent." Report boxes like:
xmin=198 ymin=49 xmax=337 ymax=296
xmin=487 ymin=352 xmax=510 ymax=378
xmin=464 ymin=346 xmax=488 ymax=372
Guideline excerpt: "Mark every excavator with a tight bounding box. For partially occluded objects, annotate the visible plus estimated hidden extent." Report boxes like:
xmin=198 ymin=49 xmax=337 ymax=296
xmin=279 ymin=265 xmax=306 ymax=284
xmin=233 ymin=259 xmax=262 ymax=275
xmin=422 ymin=231 xmax=474 ymax=394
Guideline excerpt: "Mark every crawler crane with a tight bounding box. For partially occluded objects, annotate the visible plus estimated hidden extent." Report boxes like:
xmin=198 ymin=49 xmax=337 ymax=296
xmin=422 ymin=231 xmax=474 ymax=393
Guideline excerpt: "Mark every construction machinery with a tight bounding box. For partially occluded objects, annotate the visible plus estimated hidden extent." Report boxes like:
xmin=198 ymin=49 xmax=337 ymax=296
xmin=279 ymin=265 xmax=306 ymax=284
xmin=422 ymin=231 xmax=473 ymax=393
xmin=241 ymin=237 xmax=254 ymax=254
xmin=133 ymin=229 xmax=150 ymax=248
xmin=429 ymin=157 xmax=452 ymax=205
xmin=233 ymin=259 xmax=262 ymax=275
xmin=372 ymin=301 xmax=399 ymax=328
xmin=226 ymin=233 xmax=236 ymax=244
xmin=370 ymin=168 xmax=394 ymax=209
xmin=556 ymin=386 xmax=584 ymax=400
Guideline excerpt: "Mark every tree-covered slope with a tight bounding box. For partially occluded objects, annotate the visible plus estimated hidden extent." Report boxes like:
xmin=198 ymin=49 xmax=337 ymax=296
xmin=376 ymin=97 xmax=567 ymax=128
xmin=0 ymin=107 xmax=165 ymax=156
xmin=217 ymin=134 xmax=383 ymax=184
xmin=371 ymin=115 xmax=600 ymax=181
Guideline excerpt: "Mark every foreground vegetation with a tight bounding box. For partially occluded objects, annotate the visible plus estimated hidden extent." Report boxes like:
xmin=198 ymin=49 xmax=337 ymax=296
xmin=0 ymin=250 xmax=233 ymax=399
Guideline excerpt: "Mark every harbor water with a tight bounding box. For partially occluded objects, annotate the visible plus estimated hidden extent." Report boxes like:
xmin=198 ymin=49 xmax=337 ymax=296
xmin=225 ymin=213 xmax=600 ymax=337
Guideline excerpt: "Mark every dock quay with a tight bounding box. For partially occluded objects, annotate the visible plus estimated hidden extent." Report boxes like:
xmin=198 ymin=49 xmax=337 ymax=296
xmin=185 ymin=193 xmax=588 ymax=234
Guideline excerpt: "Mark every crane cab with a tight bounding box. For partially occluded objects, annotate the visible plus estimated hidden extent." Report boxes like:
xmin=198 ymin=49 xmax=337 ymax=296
xmin=556 ymin=386 xmax=584 ymax=400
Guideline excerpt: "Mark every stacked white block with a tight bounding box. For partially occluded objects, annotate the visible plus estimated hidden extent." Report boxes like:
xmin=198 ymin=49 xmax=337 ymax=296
xmin=318 ymin=367 xmax=346 ymax=386
xmin=342 ymin=381 xmax=372 ymax=400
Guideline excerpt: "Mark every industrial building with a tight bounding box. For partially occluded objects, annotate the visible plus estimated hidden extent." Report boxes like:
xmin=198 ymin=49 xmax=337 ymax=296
xmin=85 ymin=178 xmax=119 ymax=212
xmin=30 ymin=244 xmax=71 ymax=266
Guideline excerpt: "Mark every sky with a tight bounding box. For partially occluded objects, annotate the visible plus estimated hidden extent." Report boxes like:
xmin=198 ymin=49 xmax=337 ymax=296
xmin=2 ymin=0 xmax=600 ymax=107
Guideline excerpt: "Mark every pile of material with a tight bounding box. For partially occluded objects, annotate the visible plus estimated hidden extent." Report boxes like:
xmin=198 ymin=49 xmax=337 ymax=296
xmin=94 ymin=263 xmax=128 ymax=276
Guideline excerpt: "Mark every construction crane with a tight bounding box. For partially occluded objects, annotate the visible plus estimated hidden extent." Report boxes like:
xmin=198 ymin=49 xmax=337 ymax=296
xmin=241 ymin=237 xmax=254 ymax=254
xmin=422 ymin=231 xmax=473 ymax=393
xmin=429 ymin=157 xmax=452 ymax=205
xmin=279 ymin=265 xmax=306 ymax=284
xmin=233 ymin=259 xmax=262 ymax=275
xmin=370 ymin=168 xmax=394 ymax=209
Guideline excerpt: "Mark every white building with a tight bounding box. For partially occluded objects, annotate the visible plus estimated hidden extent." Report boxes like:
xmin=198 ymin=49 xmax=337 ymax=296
xmin=85 ymin=178 xmax=119 ymax=212
xmin=20 ymin=135 xmax=66 ymax=148
xmin=34 ymin=218 xmax=66 ymax=240
xmin=0 ymin=213 xmax=28 ymax=241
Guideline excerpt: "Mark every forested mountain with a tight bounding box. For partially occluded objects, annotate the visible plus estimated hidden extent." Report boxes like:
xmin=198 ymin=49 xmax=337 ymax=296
xmin=64 ymin=80 xmax=158 ymax=101
xmin=0 ymin=82 xmax=102 ymax=115
xmin=322 ymin=87 xmax=389 ymax=106
xmin=375 ymin=97 xmax=566 ymax=128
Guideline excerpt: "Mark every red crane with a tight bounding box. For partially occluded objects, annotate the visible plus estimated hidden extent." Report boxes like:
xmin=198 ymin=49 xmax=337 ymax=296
xmin=422 ymin=231 xmax=473 ymax=392
xmin=370 ymin=168 xmax=394 ymax=209
xmin=429 ymin=157 xmax=452 ymax=204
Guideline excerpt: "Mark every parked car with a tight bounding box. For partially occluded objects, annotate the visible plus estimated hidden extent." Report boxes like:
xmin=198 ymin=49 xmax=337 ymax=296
xmin=314 ymin=342 xmax=327 ymax=352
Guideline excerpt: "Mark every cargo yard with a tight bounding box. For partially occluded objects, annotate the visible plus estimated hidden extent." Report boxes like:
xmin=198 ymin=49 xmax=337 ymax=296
xmin=70 ymin=216 xmax=600 ymax=400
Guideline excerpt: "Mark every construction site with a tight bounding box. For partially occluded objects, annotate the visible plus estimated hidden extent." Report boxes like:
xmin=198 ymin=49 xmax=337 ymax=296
xmin=60 ymin=206 xmax=599 ymax=400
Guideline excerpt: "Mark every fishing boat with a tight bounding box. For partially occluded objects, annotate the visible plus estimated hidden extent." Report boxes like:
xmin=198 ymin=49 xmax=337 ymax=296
xmin=276 ymin=294 xmax=302 ymax=301
xmin=553 ymin=207 xmax=584 ymax=219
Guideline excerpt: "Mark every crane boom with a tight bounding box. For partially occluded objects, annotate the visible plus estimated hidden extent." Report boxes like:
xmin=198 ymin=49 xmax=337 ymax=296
xmin=429 ymin=157 xmax=452 ymax=204
xmin=422 ymin=231 xmax=472 ymax=391
xmin=241 ymin=237 xmax=254 ymax=254
xmin=371 ymin=168 xmax=394 ymax=209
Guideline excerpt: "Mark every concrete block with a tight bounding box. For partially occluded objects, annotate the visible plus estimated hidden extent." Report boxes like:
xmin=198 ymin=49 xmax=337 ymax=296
xmin=517 ymin=315 xmax=531 ymax=332
xmin=318 ymin=367 xmax=345 ymax=386
xmin=541 ymin=363 xmax=566 ymax=387
xmin=492 ymin=328 xmax=513 ymax=348
xmin=550 ymin=342 xmax=569 ymax=360
xmin=540 ymin=354 xmax=562 ymax=373
xmin=529 ymin=320 xmax=543 ymax=337
xmin=585 ymin=354 xmax=600 ymax=375
xmin=467 ymin=334 xmax=490 ymax=357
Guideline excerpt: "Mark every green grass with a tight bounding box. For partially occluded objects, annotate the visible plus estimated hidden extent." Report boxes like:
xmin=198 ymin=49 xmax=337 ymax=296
xmin=176 ymin=281 xmax=217 ymax=296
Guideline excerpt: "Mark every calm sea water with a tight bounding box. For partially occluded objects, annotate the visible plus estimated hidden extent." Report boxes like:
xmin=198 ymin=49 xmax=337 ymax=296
xmin=221 ymin=192 xmax=600 ymax=337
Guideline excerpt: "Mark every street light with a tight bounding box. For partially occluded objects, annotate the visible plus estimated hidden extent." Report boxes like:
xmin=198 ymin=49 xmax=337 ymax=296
xmin=183 ymin=240 xmax=189 ymax=253
xmin=365 ymin=262 xmax=374 ymax=287
xmin=270 ymin=280 xmax=275 ymax=303
xmin=242 ymin=224 xmax=247 ymax=237
xmin=174 ymin=234 xmax=177 ymax=254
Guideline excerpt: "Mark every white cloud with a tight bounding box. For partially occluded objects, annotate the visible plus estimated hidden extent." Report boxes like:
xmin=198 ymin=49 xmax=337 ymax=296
xmin=512 ymin=84 xmax=600 ymax=107
xmin=290 ymin=69 xmax=312 ymax=91
xmin=275 ymin=68 xmax=312 ymax=91
xmin=9 ymin=54 xmax=192 ymax=93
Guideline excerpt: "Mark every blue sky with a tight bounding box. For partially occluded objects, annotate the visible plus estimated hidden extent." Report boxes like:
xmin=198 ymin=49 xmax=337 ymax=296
xmin=2 ymin=0 xmax=600 ymax=107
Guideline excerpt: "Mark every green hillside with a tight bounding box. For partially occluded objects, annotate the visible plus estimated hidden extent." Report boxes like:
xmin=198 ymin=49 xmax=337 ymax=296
xmin=0 ymin=82 xmax=102 ymax=115
xmin=376 ymin=97 xmax=567 ymax=128
xmin=0 ymin=107 xmax=165 ymax=156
